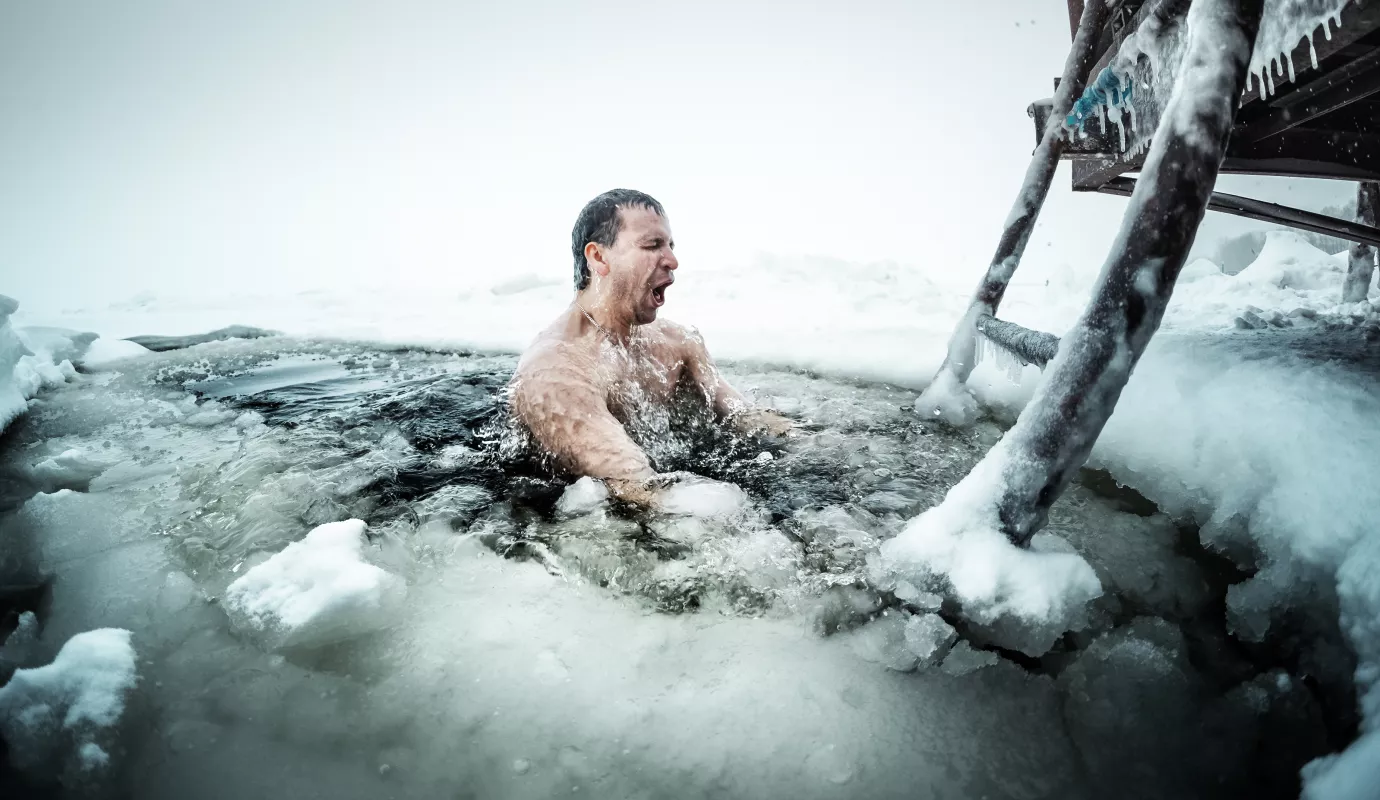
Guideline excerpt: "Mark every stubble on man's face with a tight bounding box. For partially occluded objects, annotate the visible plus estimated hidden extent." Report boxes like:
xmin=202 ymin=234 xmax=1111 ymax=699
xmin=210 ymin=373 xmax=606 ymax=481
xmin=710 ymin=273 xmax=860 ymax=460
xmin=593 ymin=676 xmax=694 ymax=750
xmin=604 ymin=207 xmax=678 ymax=325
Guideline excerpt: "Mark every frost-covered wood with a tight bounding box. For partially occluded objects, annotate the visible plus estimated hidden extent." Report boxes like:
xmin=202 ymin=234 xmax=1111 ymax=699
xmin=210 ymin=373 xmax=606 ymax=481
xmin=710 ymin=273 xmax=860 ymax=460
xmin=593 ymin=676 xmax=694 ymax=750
xmin=924 ymin=0 xmax=1110 ymax=392
xmin=977 ymin=313 xmax=1060 ymax=368
xmin=1342 ymin=182 xmax=1379 ymax=303
xmin=993 ymin=0 xmax=1266 ymax=546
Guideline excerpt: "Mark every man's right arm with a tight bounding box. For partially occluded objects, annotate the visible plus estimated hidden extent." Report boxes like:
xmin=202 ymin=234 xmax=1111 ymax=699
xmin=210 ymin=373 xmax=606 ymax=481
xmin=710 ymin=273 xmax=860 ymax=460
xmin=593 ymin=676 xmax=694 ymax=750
xmin=509 ymin=346 xmax=660 ymax=505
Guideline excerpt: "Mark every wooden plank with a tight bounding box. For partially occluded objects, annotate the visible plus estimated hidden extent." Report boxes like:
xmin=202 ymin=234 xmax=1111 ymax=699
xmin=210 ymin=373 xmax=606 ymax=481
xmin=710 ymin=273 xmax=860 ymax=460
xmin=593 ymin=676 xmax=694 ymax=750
xmin=1239 ymin=49 xmax=1380 ymax=142
xmin=1218 ymin=155 xmax=1380 ymax=181
xmin=1072 ymin=154 xmax=1146 ymax=190
xmin=1237 ymin=0 xmax=1380 ymax=113
xmin=1097 ymin=176 xmax=1380 ymax=246
xmin=1231 ymin=127 xmax=1380 ymax=175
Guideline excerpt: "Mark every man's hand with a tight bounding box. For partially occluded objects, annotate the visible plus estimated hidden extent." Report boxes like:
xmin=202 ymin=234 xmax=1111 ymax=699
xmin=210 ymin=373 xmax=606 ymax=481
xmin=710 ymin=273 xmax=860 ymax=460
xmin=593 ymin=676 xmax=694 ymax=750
xmin=605 ymin=472 xmax=685 ymax=509
xmin=731 ymin=408 xmax=797 ymax=438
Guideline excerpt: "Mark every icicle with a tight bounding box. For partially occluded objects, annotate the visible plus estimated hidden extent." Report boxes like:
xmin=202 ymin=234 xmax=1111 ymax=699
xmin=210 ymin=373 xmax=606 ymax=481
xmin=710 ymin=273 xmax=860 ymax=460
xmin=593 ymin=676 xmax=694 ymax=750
xmin=1323 ymin=15 xmax=1333 ymax=41
xmin=1097 ymin=103 xmax=1106 ymax=135
xmin=1127 ymin=103 xmax=1138 ymax=140
xmin=1266 ymin=65 xmax=1275 ymax=98
xmin=976 ymin=334 xmax=1026 ymax=385
xmin=1308 ymin=30 xmax=1319 ymax=71
xmin=1286 ymin=48 xmax=1296 ymax=84
xmin=1256 ymin=69 xmax=1268 ymax=100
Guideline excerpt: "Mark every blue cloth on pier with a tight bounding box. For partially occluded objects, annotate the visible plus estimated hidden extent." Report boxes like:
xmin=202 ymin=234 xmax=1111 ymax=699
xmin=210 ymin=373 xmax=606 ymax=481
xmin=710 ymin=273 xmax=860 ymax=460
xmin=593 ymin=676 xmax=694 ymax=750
xmin=1065 ymin=67 xmax=1133 ymax=128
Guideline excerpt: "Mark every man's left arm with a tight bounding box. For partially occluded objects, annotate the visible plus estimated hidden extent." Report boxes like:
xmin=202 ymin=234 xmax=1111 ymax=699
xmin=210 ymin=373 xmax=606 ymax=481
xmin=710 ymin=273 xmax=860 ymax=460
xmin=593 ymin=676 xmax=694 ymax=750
xmin=680 ymin=327 xmax=795 ymax=437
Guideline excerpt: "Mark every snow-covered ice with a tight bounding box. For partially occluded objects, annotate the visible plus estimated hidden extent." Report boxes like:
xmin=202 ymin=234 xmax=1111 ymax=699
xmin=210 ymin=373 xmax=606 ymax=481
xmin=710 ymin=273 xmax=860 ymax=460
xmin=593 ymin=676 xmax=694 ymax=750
xmin=222 ymin=519 xmax=408 ymax=651
xmin=875 ymin=451 xmax=1103 ymax=657
xmin=0 ymin=628 xmax=137 ymax=776
xmin=2 ymin=227 xmax=1379 ymax=796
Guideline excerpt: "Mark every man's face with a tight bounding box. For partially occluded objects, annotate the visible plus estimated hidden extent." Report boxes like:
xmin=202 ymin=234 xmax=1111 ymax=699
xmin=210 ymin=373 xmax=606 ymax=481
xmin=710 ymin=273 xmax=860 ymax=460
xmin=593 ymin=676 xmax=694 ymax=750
xmin=600 ymin=206 xmax=678 ymax=325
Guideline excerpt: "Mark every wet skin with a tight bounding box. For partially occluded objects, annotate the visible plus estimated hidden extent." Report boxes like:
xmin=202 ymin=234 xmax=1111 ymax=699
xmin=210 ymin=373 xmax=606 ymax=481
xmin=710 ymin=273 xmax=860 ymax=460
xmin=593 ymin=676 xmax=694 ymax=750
xmin=509 ymin=206 xmax=792 ymax=507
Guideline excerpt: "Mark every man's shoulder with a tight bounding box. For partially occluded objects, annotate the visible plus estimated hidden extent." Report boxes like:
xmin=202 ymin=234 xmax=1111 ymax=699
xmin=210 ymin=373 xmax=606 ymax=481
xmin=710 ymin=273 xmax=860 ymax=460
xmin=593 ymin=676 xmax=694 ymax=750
xmin=514 ymin=329 xmax=592 ymax=382
xmin=647 ymin=318 xmax=705 ymax=351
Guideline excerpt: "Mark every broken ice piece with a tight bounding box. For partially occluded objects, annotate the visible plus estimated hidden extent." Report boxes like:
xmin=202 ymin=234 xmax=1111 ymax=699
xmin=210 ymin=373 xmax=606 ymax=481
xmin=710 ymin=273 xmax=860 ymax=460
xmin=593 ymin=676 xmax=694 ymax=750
xmin=904 ymin=613 xmax=958 ymax=666
xmin=223 ymin=519 xmax=407 ymax=650
xmin=940 ymin=640 xmax=999 ymax=676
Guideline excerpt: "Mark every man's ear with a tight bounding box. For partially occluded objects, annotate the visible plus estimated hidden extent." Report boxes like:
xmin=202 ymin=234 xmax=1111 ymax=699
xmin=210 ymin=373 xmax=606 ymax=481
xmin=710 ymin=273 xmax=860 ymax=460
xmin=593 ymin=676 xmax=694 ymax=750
xmin=585 ymin=242 xmax=611 ymax=277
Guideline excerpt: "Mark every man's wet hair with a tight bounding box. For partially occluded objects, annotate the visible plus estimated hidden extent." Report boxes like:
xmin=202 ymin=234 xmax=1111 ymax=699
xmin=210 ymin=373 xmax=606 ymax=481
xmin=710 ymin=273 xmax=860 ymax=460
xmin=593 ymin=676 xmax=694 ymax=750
xmin=571 ymin=189 xmax=665 ymax=290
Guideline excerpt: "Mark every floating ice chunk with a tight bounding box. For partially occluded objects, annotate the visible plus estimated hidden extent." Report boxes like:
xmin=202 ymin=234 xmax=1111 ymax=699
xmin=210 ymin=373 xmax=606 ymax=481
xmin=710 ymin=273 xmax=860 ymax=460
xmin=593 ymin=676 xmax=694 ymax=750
xmin=29 ymin=448 xmax=110 ymax=492
xmin=556 ymin=477 xmax=610 ymax=516
xmin=183 ymin=399 xmax=235 ymax=427
xmin=657 ymin=477 xmax=748 ymax=519
xmin=904 ymin=613 xmax=958 ymax=666
xmin=893 ymin=579 xmax=943 ymax=611
xmin=940 ymin=640 xmax=998 ymax=676
xmin=0 ymin=628 xmax=137 ymax=774
xmin=223 ymin=519 xmax=407 ymax=650
xmin=842 ymin=611 xmax=916 ymax=672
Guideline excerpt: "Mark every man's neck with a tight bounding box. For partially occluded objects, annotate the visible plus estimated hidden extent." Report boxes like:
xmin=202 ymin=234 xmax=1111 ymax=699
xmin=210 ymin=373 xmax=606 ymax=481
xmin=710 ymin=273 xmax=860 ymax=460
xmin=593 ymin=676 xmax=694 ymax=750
xmin=574 ymin=292 xmax=636 ymax=344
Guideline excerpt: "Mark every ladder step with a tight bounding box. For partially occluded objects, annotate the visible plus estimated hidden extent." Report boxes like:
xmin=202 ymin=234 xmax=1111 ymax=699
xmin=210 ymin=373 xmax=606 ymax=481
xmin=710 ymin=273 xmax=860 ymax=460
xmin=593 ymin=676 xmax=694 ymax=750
xmin=976 ymin=313 xmax=1061 ymax=368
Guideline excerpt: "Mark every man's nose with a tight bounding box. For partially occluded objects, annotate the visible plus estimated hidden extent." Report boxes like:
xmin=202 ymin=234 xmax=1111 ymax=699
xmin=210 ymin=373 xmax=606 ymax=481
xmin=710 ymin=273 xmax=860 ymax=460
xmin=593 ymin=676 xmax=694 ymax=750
xmin=664 ymin=250 xmax=679 ymax=270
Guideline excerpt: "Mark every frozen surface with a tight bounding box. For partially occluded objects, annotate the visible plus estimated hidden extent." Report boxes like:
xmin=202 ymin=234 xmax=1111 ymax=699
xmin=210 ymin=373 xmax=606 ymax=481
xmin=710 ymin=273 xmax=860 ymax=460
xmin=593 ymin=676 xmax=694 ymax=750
xmin=3 ymin=231 xmax=1379 ymax=795
xmin=1 ymin=333 xmax=1305 ymax=799
xmin=222 ymin=519 xmax=407 ymax=650
xmin=0 ymin=628 xmax=137 ymax=775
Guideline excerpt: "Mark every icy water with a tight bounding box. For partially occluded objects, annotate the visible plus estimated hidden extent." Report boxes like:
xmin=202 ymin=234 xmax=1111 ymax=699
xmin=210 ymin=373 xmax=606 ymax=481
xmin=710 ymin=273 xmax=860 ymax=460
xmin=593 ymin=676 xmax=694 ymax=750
xmin=0 ymin=336 xmax=1351 ymax=799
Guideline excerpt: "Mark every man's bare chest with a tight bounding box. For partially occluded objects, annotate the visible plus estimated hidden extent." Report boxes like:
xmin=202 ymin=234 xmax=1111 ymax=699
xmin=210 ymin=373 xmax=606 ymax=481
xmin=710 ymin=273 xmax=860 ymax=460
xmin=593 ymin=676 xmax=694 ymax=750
xmin=595 ymin=343 xmax=688 ymax=417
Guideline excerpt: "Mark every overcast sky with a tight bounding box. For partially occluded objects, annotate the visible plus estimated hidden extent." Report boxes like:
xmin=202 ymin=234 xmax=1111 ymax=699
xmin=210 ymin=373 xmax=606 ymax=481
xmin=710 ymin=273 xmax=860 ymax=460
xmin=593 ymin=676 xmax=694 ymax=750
xmin=0 ymin=0 xmax=1354 ymax=311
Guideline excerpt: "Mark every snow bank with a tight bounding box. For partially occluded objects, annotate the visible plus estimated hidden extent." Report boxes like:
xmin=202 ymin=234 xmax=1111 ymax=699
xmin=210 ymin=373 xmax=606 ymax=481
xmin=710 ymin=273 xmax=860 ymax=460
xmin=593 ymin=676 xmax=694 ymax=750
xmin=1 ymin=296 xmax=107 ymax=434
xmin=874 ymin=451 xmax=1103 ymax=657
xmin=223 ymin=519 xmax=408 ymax=650
xmin=1302 ymin=513 xmax=1380 ymax=798
xmin=0 ymin=627 xmax=138 ymax=774
xmin=0 ymin=294 xmax=32 ymax=432
xmin=78 ymin=336 xmax=151 ymax=369
xmin=1163 ymin=231 xmax=1358 ymax=326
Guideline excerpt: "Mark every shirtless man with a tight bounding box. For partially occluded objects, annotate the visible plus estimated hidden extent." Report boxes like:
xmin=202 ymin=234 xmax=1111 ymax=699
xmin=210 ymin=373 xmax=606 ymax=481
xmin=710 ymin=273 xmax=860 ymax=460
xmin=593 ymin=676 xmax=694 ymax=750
xmin=509 ymin=189 xmax=792 ymax=508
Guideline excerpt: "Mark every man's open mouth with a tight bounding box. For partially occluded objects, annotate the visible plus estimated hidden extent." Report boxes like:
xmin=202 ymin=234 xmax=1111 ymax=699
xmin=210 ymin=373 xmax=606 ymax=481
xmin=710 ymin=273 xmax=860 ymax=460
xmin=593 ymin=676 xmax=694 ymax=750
xmin=651 ymin=280 xmax=671 ymax=307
